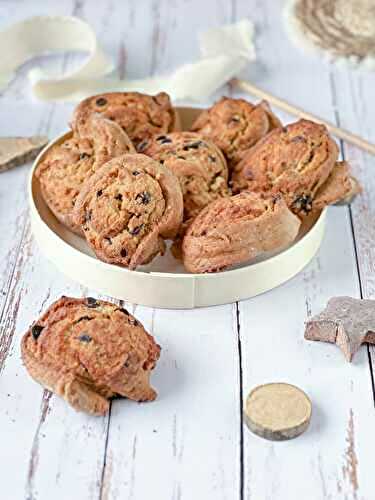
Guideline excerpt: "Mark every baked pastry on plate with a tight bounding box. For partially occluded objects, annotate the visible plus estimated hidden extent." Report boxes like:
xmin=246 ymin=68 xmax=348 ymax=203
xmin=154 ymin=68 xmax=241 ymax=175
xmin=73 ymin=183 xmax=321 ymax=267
xmin=182 ymin=192 xmax=301 ymax=273
xmin=21 ymin=296 xmax=161 ymax=415
xmin=73 ymin=153 xmax=183 ymax=269
xmin=138 ymin=131 xmax=230 ymax=221
xmin=72 ymin=91 xmax=180 ymax=147
xmin=36 ymin=115 xmax=135 ymax=234
xmin=191 ymin=97 xmax=281 ymax=168
xmin=231 ymin=119 xmax=360 ymax=215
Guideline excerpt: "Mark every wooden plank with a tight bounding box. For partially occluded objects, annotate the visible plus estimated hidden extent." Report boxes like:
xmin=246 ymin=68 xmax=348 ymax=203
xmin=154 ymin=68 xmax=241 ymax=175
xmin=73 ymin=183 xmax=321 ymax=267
xmin=102 ymin=305 xmax=241 ymax=500
xmin=234 ymin=1 xmax=375 ymax=499
xmin=0 ymin=1 xmax=242 ymax=500
xmin=0 ymin=2 xmax=112 ymax=500
xmin=97 ymin=2 xmax=242 ymax=500
xmin=329 ymin=59 xmax=375 ymax=421
xmin=1 ymin=1 xmax=374 ymax=499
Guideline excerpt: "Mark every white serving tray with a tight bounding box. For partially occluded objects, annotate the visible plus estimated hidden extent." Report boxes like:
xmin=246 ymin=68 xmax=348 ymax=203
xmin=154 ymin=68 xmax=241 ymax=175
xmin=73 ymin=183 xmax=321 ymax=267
xmin=29 ymin=107 xmax=326 ymax=309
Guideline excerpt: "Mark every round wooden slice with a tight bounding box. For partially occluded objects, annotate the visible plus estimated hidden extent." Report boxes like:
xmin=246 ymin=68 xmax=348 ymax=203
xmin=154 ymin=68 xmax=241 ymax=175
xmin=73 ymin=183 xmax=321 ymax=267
xmin=244 ymin=383 xmax=312 ymax=441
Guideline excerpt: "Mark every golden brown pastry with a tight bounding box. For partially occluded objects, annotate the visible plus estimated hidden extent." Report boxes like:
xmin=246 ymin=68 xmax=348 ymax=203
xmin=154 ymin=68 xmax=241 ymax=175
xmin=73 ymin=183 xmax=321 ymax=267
xmin=138 ymin=131 xmax=230 ymax=221
xmin=71 ymin=91 xmax=180 ymax=147
xmin=73 ymin=153 xmax=183 ymax=269
xmin=36 ymin=115 xmax=135 ymax=234
xmin=191 ymin=97 xmax=282 ymax=168
xmin=21 ymin=296 xmax=161 ymax=415
xmin=231 ymin=119 xmax=341 ymax=216
xmin=182 ymin=192 xmax=301 ymax=273
xmin=313 ymin=161 xmax=362 ymax=209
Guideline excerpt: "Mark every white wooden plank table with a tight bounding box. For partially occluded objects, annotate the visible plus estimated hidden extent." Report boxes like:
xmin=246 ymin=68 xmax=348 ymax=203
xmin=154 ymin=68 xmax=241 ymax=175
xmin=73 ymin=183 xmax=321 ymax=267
xmin=0 ymin=1 xmax=374 ymax=499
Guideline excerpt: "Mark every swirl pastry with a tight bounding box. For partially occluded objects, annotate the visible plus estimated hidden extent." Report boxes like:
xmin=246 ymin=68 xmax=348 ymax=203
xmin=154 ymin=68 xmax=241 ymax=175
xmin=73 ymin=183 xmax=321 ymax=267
xmin=138 ymin=132 xmax=230 ymax=221
xmin=231 ymin=119 xmax=341 ymax=216
xmin=72 ymin=91 xmax=180 ymax=147
xmin=73 ymin=153 xmax=183 ymax=269
xmin=191 ymin=97 xmax=282 ymax=168
xmin=21 ymin=296 xmax=161 ymax=415
xmin=182 ymin=192 xmax=301 ymax=273
xmin=36 ymin=115 xmax=135 ymax=234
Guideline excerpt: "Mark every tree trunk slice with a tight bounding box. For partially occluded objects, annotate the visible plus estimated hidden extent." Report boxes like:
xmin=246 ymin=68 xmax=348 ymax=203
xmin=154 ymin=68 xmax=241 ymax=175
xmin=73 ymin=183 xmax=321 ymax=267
xmin=244 ymin=383 xmax=312 ymax=441
xmin=0 ymin=136 xmax=48 ymax=172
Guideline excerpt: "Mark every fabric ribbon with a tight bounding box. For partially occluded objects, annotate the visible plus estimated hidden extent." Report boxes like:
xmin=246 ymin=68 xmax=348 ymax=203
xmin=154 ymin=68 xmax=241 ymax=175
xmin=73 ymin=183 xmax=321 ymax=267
xmin=0 ymin=16 xmax=255 ymax=102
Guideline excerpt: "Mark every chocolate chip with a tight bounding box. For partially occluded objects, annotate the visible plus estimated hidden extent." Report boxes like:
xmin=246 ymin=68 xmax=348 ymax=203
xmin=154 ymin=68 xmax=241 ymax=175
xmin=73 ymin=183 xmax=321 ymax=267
xmin=74 ymin=316 xmax=93 ymax=324
xmin=120 ymin=248 xmax=128 ymax=258
xmin=115 ymin=193 xmax=123 ymax=201
xmin=78 ymin=334 xmax=92 ymax=343
xmin=80 ymin=152 xmax=90 ymax=160
xmin=117 ymin=307 xmax=129 ymax=315
xmin=156 ymin=135 xmax=172 ymax=144
xmin=183 ymin=141 xmax=203 ymax=151
xmin=124 ymin=359 xmax=131 ymax=368
xmin=137 ymin=140 xmax=148 ymax=152
xmin=291 ymin=135 xmax=306 ymax=143
xmin=96 ymin=189 xmax=103 ymax=197
xmin=132 ymin=171 xmax=140 ymax=176
xmin=85 ymin=210 xmax=92 ymax=223
xmin=31 ymin=324 xmax=43 ymax=340
xmin=293 ymin=194 xmax=313 ymax=213
xmin=128 ymin=225 xmax=143 ymax=236
xmin=86 ymin=297 xmax=99 ymax=308
xmin=135 ymin=192 xmax=151 ymax=205
xmin=96 ymin=97 xmax=107 ymax=106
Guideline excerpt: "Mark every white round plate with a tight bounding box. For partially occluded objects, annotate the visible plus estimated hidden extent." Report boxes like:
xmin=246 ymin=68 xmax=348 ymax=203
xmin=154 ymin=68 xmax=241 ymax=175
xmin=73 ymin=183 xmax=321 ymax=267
xmin=29 ymin=107 xmax=326 ymax=309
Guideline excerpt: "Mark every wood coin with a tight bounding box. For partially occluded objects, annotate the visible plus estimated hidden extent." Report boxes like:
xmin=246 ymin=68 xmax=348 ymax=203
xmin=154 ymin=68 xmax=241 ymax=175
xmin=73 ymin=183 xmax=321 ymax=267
xmin=244 ymin=383 xmax=312 ymax=441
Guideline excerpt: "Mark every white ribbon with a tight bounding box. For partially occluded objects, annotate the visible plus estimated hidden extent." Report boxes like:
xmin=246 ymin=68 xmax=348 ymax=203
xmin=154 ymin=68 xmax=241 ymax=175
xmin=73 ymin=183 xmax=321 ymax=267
xmin=0 ymin=16 xmax=255 ymax=102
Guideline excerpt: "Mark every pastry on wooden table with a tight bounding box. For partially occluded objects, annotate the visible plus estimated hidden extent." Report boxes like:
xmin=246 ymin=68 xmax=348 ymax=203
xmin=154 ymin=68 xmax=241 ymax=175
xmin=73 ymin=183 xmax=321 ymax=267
xmin=231 ymin=119 xmax=353 ymax=216
xmin=190 ymin=97 xmax=282 ymax=168
xmin=36 ymin=115 xmax=135 ymax=234
xmin=182 ymin=192 xmax=301 ymax=273
xmin=73 ymin=153 xmax=183 ymax=269
xmin=71 ymin=91 xmax=180 ymax=147
xmin=21 ymin=296 xmax=161 ymax=415
xmin=138 ymin=132 xmax=230 ymax=221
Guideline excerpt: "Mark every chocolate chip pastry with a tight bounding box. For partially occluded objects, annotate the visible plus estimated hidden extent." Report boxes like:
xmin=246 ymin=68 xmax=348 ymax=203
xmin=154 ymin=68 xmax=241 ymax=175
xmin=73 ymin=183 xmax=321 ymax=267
xmin=182 ymin=192 xmax=301 ymax=273
xmin=36 ymin=115 xmax=135 ymax=234
xmin=72 ymin=91 xmax=180 ymax=147
xmin=138 ymin=132 xmax=230 ymax=221
xmin=21 ymin=296 xmax=161 ymax=415
xmin=231 ymin=119 xmax=360 ymax=216
xmin=73 ymin=154 xmax=183 ymax=269
xmin=190 ymin=97 xmax=282 ymax=168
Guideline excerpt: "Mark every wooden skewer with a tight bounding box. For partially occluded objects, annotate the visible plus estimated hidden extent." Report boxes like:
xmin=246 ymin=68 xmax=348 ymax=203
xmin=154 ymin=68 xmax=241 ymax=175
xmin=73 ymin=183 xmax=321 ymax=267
xmin=233 ymin=78 xmax=375 ymax=156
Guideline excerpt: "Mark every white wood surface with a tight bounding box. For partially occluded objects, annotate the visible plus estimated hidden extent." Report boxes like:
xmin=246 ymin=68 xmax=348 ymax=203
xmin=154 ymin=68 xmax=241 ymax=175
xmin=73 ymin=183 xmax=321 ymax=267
xmin=0 ymin=1 xmax=374 ymax=499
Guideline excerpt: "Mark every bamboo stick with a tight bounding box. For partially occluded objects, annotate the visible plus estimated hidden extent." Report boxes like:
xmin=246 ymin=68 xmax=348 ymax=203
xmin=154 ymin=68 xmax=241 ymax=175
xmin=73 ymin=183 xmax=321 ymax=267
xmin=233 ymin=78 xmax=375 ymax=156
